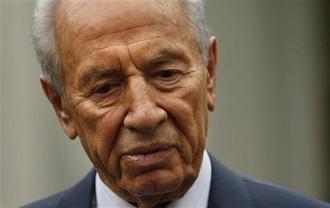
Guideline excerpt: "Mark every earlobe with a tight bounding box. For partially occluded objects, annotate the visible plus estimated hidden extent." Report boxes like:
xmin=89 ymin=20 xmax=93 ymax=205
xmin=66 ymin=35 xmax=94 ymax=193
xmin=206 ymin=36 xmax=217 ymax=111
xmin=40 ymin=75 xmax=78 ymax=140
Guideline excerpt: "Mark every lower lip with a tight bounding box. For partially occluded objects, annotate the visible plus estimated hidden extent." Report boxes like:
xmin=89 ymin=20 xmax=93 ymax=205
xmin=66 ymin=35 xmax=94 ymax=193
xmin=122 ymin=148 xmax=174 ymax=171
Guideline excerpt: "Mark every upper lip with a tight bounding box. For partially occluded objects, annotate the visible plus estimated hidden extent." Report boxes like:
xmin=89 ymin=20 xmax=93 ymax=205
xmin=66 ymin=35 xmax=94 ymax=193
xmin=123 ymin=144 xmax=174 ymax=156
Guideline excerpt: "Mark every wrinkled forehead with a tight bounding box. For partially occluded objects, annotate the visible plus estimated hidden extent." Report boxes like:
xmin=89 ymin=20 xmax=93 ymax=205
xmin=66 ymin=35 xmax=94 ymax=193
xmin=54 ymin=0 xmax=196 ymax=70
xmin=55 ymin=0 xmax=188 ymax=40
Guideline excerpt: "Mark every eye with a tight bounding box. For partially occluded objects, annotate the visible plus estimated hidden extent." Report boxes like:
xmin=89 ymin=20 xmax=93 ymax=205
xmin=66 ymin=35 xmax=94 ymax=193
xmin=151 ymin=69 xmax=183 ymax=89
xmin=93 ymin=83 xmax=119 ymax=95
xmin=158 ymin=70 xmax=177 ymax=78
xmin=154 ymin=70 xmax=181 ymax=81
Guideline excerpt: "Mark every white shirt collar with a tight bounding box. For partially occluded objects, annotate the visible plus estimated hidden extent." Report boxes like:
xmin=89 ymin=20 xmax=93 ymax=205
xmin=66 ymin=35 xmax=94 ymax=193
xmin=95 ymin=150 xmax=212 ymax=208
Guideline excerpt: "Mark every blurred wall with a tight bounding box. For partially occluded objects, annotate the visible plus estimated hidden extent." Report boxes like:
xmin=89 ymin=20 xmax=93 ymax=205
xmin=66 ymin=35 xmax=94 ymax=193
xmin=324 ymin=1 xmax=330 ymax=200
xmin=0 ymin=1 xmax=93 ymax=207
xmin=0 ymin=0 xmax=3 ymax=206
xmin=206 ymin=0 xmax=330 ymax=202
xmin=0 ymin=0 xmax=329 ymax=207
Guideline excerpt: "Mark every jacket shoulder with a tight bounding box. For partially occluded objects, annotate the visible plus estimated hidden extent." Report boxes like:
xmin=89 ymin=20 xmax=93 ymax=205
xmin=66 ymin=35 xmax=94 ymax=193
xmin=208 ymin=153 xmax=329 ymax=208
xmin=22 ymin=170 xmax=96 ymax=208
xmin=242 ymin=177 xmax=330 ymax=208
xmin=22 ymin=190 xmax=67 ymax=208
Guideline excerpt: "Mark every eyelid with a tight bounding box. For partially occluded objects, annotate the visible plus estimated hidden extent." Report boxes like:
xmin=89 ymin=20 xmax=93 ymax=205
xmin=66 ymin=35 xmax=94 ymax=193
xmin=158 ymin=70 xmax=180 ymax=79
xmin=80 ymin=68 xmax=122 ymax=89
xmin=150 ymin=69 xmax=184 ymax=88
xmin=90 ymin=81 xmax=122 ymax=98
xmin=93 ymin=83 xmax=113 ymax=93
xmin=152 ymin=68 xmax=183 ymax=75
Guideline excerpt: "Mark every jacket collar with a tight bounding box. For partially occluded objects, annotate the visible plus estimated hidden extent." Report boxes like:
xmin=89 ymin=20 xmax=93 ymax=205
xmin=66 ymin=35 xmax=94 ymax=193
xmin=57 ymin=170 xmax=96 ymax=208
xmin=208 ymin=153 xmax=254 ymax=208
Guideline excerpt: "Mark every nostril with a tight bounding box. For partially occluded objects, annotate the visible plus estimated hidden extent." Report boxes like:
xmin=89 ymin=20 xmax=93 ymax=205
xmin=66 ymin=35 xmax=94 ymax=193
xmin=128 ymin=124 xmax=156 ymax=134
xmin=123 ymin=107 xmax=167 ymax=134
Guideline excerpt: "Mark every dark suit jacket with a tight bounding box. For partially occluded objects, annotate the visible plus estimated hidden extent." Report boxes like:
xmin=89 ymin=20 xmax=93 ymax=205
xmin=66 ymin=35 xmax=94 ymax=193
xmin=24 ymin=154 xmax=330 ymax=208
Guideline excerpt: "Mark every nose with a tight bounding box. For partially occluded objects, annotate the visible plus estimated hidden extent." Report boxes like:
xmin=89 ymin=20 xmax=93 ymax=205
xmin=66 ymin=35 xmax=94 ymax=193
xmin=123 ymin=77 xmax=167 ymax=134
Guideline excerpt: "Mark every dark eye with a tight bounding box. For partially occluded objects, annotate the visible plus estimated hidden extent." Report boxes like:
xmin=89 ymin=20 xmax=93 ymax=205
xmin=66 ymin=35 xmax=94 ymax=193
xmin=94 ymin=83 xmax=115 ymax=95
xmin=158 ymin=70 xmax=177 ymax=78
xmin=155 ymin=70 xmax=181 ymax=81
xmin=151 ymin=70 xmax=183 ymax=89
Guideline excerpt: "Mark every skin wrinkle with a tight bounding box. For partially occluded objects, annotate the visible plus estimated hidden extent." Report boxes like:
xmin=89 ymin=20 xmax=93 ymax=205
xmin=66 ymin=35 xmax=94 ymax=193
xmin=127 ymin=42 xmax=194 ymax=82
xmin=76 ymin=41 xmax=192 ymax=99
xmin=82 ymin=37 xmax=169 ymax=67
xmin=78 ymin=69 xmax=123 ymax=95
xmin=73 ymin=26 xmax=166 ymax=60
xmin=102 ymin=108 xmax=126 ymax=179
xmin=80 ymin=106 xmax=120 ymax=180
xmin=73 ymin=38 xmax=199 ymax=89
xmin=127 ymin=45 xmax=140 ymax=82
xmin=87 ymin=23 xmax=167 ymax=45
xmin=84 ymin=36 xmax=163 ymax=59
xmin=129 ymin=46 xmax=191 ymax=72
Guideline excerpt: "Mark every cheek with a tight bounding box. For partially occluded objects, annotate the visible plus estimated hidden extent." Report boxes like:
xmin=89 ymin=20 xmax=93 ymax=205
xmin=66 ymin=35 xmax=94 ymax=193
xmin=157 ymin=81 xmax=208 ymax=163
xmin=73 ymin=103 xmax=126 ymax=177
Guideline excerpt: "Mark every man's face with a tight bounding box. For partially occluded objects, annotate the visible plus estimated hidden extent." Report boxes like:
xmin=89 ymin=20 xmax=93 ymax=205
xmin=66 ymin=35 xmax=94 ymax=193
xmin=49 ymin=0 xmax=216 ymax=206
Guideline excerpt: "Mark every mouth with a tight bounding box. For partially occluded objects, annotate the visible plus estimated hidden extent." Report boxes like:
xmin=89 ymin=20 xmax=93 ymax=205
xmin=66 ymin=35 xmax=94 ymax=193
xmin=121 ymin=145 xmax=176 ymax=175
xmin=125 ymin=148 xmax=171 ymax=161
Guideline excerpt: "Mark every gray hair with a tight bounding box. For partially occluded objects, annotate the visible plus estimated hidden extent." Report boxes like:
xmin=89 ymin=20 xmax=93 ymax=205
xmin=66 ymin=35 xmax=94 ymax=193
xmin=31 ymin=0 xmax=210 ymax=95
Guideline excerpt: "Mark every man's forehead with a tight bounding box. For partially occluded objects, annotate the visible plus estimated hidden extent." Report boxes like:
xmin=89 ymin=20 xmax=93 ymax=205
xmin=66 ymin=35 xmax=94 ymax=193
xmin=57 ymin=0 xmax=185 ymax=31
xmin=55 ymin=0 xmax=192 ymax=63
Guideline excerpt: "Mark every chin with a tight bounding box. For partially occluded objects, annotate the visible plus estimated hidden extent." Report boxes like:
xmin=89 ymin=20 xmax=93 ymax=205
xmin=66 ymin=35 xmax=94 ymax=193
xmin=123 ymin=168 xmax=184 ymax=197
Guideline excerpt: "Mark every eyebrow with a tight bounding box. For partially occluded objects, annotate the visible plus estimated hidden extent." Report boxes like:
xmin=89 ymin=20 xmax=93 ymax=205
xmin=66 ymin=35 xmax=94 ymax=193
xmin=78 ymin=50 xmax=189 ymax=88
xmin=79 ymin=68 xmax=121 ymax=88
xmin=142 ymin=49 xmax=189 ymax=69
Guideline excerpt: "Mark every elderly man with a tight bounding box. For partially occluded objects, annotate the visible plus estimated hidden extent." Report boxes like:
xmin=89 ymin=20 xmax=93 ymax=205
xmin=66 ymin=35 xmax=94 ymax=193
xmin=25 ymin=0 xmax=329 ymax=207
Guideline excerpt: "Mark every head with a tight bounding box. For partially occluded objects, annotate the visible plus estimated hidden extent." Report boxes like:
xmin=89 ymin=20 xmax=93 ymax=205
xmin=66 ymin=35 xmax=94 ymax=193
xmin=32 ymin=0 xmax=217 ymax=207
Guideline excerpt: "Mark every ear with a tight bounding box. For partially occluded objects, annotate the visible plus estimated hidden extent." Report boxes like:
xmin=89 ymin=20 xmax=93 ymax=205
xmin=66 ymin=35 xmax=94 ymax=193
xmin=40 ymin=75 xmax=78 ymax=140
xmin=206 ymin=36 xmax=217 ymax=111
